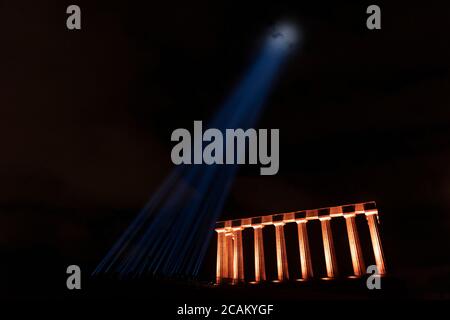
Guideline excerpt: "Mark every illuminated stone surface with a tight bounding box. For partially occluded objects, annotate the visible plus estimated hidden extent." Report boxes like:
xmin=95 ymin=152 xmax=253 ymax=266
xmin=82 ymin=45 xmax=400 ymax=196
xmin=215 ymin=201 xmax=386 ymax=284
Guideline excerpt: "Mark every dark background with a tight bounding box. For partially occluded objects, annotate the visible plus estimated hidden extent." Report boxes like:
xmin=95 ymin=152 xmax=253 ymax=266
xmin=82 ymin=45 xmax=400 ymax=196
xmin=0 ymin=0 xmax=449 ymax=299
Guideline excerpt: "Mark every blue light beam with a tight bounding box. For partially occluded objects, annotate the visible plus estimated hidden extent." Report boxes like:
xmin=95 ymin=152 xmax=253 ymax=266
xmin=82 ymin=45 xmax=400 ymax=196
xmin=93 ymin=24 xmax=299 ymax=278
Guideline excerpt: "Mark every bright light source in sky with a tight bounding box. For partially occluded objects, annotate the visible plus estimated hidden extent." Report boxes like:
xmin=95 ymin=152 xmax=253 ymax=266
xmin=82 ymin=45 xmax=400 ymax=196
xmin=267 ymin=21 xmax=300 ymax=52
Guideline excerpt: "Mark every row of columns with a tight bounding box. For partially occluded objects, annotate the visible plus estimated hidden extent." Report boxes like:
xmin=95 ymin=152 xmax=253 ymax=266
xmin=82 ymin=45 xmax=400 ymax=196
xmin=216 ymin=212 xmax=386 ymax=284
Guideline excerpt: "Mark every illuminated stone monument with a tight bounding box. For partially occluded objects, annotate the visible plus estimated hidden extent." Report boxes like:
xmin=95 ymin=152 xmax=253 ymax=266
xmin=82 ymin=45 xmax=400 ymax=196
xmin=215 ymin=201 xmax=386 ymax=284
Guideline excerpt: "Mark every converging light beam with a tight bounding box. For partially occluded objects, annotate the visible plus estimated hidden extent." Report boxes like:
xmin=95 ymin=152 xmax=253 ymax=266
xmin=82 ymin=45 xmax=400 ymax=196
xmin=93 ymin=23 xmax=301 ymax=278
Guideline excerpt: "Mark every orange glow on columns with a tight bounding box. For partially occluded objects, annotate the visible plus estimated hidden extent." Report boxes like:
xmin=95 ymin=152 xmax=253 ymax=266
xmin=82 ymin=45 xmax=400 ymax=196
xmin=232 ymin=229 xmax=244 ymax=283
xmin=216 ymin=231 xmax=226 ymax=284
xmin=345 ymin=215 xmax=366 ymax=277
xmin=320 ymin=218 xmax=338 ymax=278
xmin=366 ymin=213 xmax=387 ymax=275
xmin=253 ymin=226 xmax=266 ymax=282
xmin=274 ymin=223 xmax=289 ymax=281
xmin=226 ymin=233 xmax=234 ymax=281
xmin=296 ymin=221 xmax=314 ymax=280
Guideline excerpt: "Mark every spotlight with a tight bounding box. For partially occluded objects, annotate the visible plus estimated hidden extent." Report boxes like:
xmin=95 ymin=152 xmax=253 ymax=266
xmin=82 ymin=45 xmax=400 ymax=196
xmin=267 ymin=21 xmax=300 ymax=52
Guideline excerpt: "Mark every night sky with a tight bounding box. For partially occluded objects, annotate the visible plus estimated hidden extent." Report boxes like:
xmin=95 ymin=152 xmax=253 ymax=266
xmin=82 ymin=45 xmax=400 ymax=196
xmin=0 ymin=0 xmax=449 ymax=298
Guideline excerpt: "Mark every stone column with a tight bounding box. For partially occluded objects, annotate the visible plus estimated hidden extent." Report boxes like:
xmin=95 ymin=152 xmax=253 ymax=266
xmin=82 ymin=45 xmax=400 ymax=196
xmin=216 ymin=230 xmax=227 ymax=284
xmin=274 ymin=223 xmax=289 ymax=281
xmin=232 ymin=228 xmax=244 ymax=283
xmin=320 ymin=217 xmax=338 ymax=278
xmin=253 ymin=225 xmax=266 ymax=283
xmin=344 ymin=214 xmax=365 ymax=277
xmin=225 ymin=233 xmax=234 ymax=281
xmin=366 ymin=213 xmax=386 ymax=275
xmin=296 ymin=220 xmax=314 ymax=279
